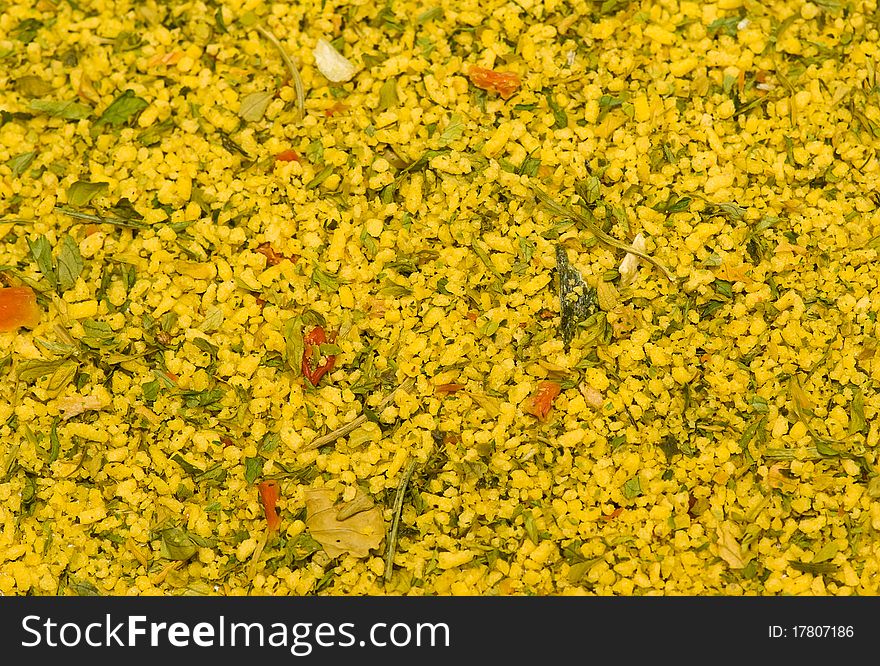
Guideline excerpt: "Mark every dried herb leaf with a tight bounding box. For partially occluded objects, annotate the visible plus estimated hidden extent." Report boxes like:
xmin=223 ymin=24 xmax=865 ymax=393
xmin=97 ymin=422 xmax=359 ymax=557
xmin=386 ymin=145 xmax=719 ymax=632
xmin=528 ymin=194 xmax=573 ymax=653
xmin=336 ymin=490 xmax=376 ymax=521
xmin=311 ymin=266 xmax=340 ymax=291
xmin=523 ymin=510 xmax=540 ymax=543
xmin=811 ymin=541 xmax=840 ymax=564
xmin=622 ymin=476 xmax=642 ymax=499
xmin=170 ymin=454 xmax=201 ymax=476
xmin=556 ymin=244 xmax=599 ymax=348
xmin=306 ymin=139 xmax=324 ymax=163
xmin=567 ymin=557 xmax=602 ymax=583
xmin=709 ymin=201 xmax=747 ymax=221
xmin=13 ymin=18 xmax=43 ymax=43
xmin=199 ymin=306 xmax=224 ymax=332
xmin=56 ymin=234 xmax=83 ymax=293
xmin=48 ymin=417 xmax=60 ymax=464
xmin=158 ymin=527 xmax=199 ymax=561
xmin=377 ymin=78 xmax=398 ymax=111
xmin=545 ymin=90 xmax=568 ymax=129
xmin=239 ymin=91 xmax=273 ymax=122
xmin=464 ymin=391 xmax=501 ymax=417
xmin=378 ymin=279 xmax=411 ymax=298
xmin=716 ymin=522 xmax=747 ymax=569
xmin=417 ymin=7 xmax=443 ymax=23
xmin=7 ymin=151 xmax=37 ymax=177
xmin=306 ymin=165 xmax=334 ymax=189
xmin=849 ymin=387 xmax=866 ymax=435
xmin=67 ymin=181 xmax=109 ymax=207
xmin=18 ymin=358 xmax=71 ymax=383
xmin=708 ymin=16 xmax=741 ymax=37
xmin=15 ymin=74 xmax=53 ymax=97
xmin=29 ymin=99 xmax=93 ymax=120
xmin=304 ymin=488 xmax=385 ymax=558
xmin=789 ymin=561 xmax=838 ymax=575
xmin=92 ymin=89 xmax=148 ymax=131
xmin=439 ymin=113 xmax=464 ymax=145
xmin=282 ymin=316 xmax=304 ymax=377
xmin=79 ymin=319 xmax=116 ymax=349
xmin=137 ymin=116 xmax=175 ymax=146
xmin=142 ymin=379 xmax=160 ymax=403
xmin=244 ymin=456 xmax=264 ymax=484
xmin=45 ymin=361 xmax=78 ymax=399
xmin=68 ymin=578 xmax=101 ymax=596
xmin=27 ymin=235 xmax=55 ymax=288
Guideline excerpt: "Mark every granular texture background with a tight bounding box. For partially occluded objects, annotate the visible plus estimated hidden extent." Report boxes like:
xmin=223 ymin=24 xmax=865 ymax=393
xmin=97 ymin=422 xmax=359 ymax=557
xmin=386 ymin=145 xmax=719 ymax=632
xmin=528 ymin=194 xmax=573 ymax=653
xmin=1 ymin=0 xmax=879 ymax=596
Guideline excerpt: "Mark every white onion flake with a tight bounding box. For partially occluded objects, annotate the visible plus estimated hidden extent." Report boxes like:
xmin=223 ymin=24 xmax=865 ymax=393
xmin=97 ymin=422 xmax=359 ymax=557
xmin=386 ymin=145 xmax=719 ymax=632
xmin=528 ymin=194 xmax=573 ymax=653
xmin=312 ymin=39 xmax=358 ymax=83
xmin=618 ymin=232 xmax=647 ymax=287
xmin=58 ymin=394 xmax=108 ymax=420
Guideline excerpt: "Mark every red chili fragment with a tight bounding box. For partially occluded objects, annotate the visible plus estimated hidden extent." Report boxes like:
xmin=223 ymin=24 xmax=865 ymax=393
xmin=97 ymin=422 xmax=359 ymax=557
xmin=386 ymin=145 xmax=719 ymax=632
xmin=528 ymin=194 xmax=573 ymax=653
xmin=0 ymin=286 xmax=41 ymax=332
xmin=275 ymin=149 xmax=300 ymax=162
xmin=524 ymin=381 xmax=562 ymax=421
xmin=324 ymin=102 xmax=349 ymax=117
xmin=258 ymin=480 xmax=281 ymax=532
xmin=468 ymin=66 xmax=522 ymax=100
xmin=302 ymin=326 xmax=337 ymax=386
xmin=601 ymin=507 xmax=625 ymax=522
xmin=255 ymin=242 xmax=296 ymax=266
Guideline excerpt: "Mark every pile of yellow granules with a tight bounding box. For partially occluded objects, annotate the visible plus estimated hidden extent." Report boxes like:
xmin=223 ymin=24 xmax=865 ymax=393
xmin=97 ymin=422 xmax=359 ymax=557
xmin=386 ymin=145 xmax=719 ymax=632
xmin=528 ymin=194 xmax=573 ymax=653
xmin=1 ymin=0 xmax=879 ymax=596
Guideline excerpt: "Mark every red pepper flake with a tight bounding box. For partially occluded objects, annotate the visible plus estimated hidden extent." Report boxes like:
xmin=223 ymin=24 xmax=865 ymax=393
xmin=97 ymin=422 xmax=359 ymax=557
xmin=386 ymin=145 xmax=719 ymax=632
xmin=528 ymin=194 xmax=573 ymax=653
xmin=325 ymin=101 xmax=349 ymax=117
xmin=0 ymin=286 xmax=41 ymax=332
xmin=258 ymin=480 xmax=281 ymax=532
xmin=466 ymin=311 xmax=478 ymax=321
xmin=255 ymin=242 xmax=296 ymax=266
xmin=434 ymin=383 xmax=465 ymax=397
xmin=220 ymin=436 xmax=233 ymax=447
xmin=467 ymin=66 xmax=522 ymax=100
xmin=601 ymin=507 xmax=625 ymax=522
xmin=164 ymin=371 xmax=179 ymax=383
xmin=275 ymin=149 xmax=300 ymax=163
xmin=687 ymin=492 xmax=698 ymax=517
xmin=302 ymin=326 xmax=337 ymax=386
xmin=523 ymin=381 xmax=561 ymax=421
xmin=147 ymin=51 xmax=184 ymax=67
